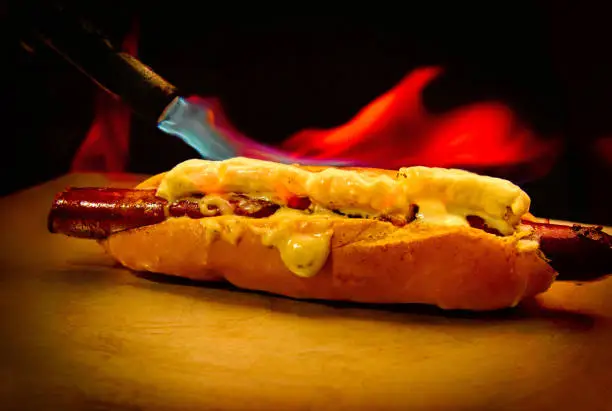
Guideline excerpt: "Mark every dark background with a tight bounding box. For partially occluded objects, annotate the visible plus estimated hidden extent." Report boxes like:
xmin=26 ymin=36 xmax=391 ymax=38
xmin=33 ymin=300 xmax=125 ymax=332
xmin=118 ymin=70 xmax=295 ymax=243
xmin=4 ymin=1 xmax=612 ymax=224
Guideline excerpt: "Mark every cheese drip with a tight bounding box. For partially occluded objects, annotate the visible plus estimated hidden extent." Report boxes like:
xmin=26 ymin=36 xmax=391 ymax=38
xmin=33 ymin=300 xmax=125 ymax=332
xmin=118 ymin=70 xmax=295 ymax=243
xmin=200 ymin=209 xmax=335 ymax=277
xmin=157 ymin=157 xmax=531 ymax=235
xmin=259 ymin=209 xmax=333 ymax=277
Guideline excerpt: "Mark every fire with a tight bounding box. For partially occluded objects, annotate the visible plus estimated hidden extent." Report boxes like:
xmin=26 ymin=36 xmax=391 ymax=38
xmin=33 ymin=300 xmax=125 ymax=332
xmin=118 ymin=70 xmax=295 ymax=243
xmin=73 ymin=32 xmax=560 ymax=183
xmin=70 ymin=19 xmax=139 ymax=172
xmin=594 ymin=137 xmax=612 ymax=165
xmin=281 ymin=66 xmax=560 ymax=179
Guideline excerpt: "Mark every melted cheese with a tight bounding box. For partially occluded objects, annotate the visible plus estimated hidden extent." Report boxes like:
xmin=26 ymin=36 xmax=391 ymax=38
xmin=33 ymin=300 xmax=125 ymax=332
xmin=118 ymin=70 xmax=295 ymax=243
xmin=198 ymin=195 xmax=233 ymax=216
xmin=254 ymin=209 xmax=333 ymax=277
xmin=201 ymin=209 xmax=335 ymax=277
xmin=259 ymin=230 xmax=332 ymax=277
xmin=157 ymin=157 xmax=531 ymax=235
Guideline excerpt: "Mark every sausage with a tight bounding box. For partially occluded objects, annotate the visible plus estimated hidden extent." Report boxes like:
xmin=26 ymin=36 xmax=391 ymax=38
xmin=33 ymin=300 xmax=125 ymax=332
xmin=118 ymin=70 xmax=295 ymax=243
xmin=466 ymin=215 xmax=504 ymax=235
xmin=47 ymin=188 xmax=612 ymax=281
xmin=48 ymin=188 xmax=167 ymax=239
xmin=522 ymin=220 xmax=612 ymax=282
xmin=169 ymin=199 xmax=208 ymax=219
xmin=467 ymin=216 xmax=612 ymax=281
xmin=48 ymin=188 xmax=285 ymax=239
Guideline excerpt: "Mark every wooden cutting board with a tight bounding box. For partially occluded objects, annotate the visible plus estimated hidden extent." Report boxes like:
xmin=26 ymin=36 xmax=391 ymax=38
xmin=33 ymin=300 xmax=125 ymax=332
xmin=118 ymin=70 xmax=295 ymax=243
xmin=1 ymin=173 xmax=611 ymax=411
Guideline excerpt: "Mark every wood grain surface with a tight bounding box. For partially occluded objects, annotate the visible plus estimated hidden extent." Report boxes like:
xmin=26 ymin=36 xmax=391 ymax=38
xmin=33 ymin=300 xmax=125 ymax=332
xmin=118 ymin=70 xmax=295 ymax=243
xmin=1 ymin=173 xmax=611 ymax=411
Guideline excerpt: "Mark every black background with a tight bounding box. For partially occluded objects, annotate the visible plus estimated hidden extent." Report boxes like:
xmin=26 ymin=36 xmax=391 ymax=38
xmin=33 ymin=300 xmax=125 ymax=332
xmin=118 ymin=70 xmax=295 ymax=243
xmin=4 ymin=1 xmax=612 ymax=224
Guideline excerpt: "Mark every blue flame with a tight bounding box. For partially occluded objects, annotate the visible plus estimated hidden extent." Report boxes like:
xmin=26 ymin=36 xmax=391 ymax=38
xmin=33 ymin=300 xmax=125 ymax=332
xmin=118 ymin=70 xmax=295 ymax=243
xmin=157 ymin=97 xmax=353 ymax=166
xmin=157 ymin=97 xmax=238 ymax=160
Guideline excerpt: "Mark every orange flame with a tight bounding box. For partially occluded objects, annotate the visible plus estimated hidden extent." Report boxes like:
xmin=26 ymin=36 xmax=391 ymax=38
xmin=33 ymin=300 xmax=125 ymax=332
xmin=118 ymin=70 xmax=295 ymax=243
xmin=282 ymin=66 xmax=561 ymax=178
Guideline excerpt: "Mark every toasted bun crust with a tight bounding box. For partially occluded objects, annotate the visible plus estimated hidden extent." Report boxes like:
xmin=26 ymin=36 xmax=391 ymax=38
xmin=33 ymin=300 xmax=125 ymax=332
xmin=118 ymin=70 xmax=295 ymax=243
xmin=99 ymin=171 xmax=556 ymax=311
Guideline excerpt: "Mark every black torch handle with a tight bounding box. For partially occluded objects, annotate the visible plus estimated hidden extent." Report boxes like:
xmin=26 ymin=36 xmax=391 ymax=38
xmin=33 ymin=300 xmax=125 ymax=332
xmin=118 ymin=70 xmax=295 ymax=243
xmin=20 ymin=2 xmax=179 ymax=123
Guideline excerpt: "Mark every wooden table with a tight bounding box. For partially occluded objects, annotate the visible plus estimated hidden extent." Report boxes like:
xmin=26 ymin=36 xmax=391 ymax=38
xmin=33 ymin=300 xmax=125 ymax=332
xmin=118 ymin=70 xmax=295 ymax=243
xmin=1 ymin=173 xmax=611 ymax=411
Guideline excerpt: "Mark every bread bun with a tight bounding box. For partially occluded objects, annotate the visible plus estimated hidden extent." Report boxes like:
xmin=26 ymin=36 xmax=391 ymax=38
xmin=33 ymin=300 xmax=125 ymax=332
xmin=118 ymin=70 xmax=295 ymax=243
xmin=99 ymin=173 xmax=556 ymax=311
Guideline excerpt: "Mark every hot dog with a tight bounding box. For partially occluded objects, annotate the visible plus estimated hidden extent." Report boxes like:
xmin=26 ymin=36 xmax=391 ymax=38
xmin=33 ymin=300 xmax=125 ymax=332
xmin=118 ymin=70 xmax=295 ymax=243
xmin=47 ymin=157 xmax=612 ymax=310
xmin=48 ymin=188 xmax=285 ymax=238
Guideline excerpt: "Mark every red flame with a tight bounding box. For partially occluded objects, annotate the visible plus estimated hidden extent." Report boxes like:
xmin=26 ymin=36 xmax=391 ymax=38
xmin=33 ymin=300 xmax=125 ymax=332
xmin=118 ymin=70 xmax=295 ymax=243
xmin=72 ymin=26 xmax=560 ymax=182
xmin=70 ymin=20 xmax=139 ymax=172
xmin=282 ymin=66 xmax=560 ymax=177
xmin=594 ymin=136 xmax=612 ymax=165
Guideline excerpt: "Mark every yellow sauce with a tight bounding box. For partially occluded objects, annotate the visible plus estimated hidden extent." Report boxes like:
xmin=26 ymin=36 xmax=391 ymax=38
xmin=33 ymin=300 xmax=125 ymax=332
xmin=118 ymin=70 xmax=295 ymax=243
xmin=199 ymin=208 xmax=335 ymax=277
xmin=198 ymin=195 xmax=233 ymax=216
xmin=156 ymin=157 xmax=534 ymax=277
xmin=259 ymin=230 xmax=332 ymax=277
xmin=253 ymin=209 xmax=334 ymax=277
xmin=156 ymin=157 xmax=530 ymax=236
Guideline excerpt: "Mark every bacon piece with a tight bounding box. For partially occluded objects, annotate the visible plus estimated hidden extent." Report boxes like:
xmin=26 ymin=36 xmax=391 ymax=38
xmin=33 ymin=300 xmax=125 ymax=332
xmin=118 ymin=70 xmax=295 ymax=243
xmin=228 ymin=194 xmax=280 ymax=218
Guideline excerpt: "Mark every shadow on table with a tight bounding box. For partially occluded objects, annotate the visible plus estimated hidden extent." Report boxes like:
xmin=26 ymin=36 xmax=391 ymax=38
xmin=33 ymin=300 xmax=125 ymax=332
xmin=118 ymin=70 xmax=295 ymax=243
xmin=132 ymin=270 xmax=600 ymax=333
